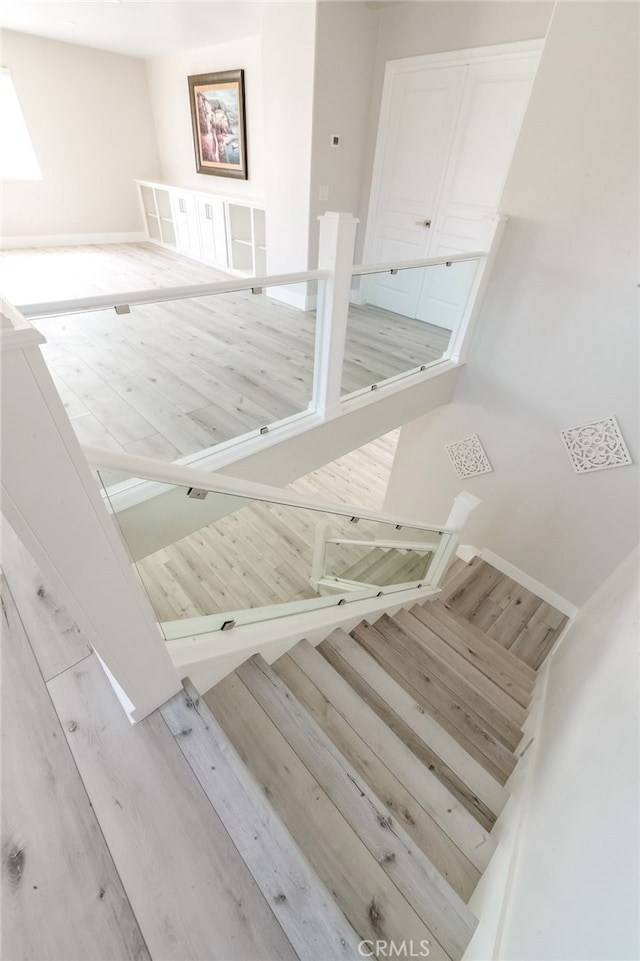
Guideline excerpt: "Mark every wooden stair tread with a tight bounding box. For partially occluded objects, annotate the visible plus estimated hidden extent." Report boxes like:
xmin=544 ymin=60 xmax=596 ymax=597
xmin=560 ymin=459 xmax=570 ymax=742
xmin=237 ymin=655 xmax=478 ymax=960
xmin=352 ymin=620 xmax=517 ymax=785
xmin=161 ymin=680 xmax=362 ymax=961
xmin=394 ymin=607 xmax=527 ymax=737
xmin=414 ymin=603 xmax=532 ymax=707
xmin=205 ymin=668 xmax=458 ymax=958
xmin=322 ymin=629 xmax=508 ymax=818
xmin=440 ymin=558 xmax=510 ymax=619
xmin=428 ymin=601 xmax=537 ymax=691
xmin=438 ymin=555 xmax=487 ymax=607
xmin=48 ymin=655 xmax=297 ymax=961
xmin=318 ymin=638 xmax=498 ymax=833
xmin=274 ymin=644 xmax=489 ymax=899
xmin=486 ymin=585 xmax=545 ymax=649
xmin=373 ymin=613 xmax=522 ymax=756
xmin=284 ymin=640 xmax=496 ymax=872
xmin=339 ymin=547 xmax=386 ymax=581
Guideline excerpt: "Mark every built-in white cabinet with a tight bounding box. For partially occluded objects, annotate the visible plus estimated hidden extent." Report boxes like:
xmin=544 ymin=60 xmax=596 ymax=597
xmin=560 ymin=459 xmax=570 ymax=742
xmin=227 ymin=203 xmax=266 ymax=275
xmin=136 ymin=180 xmax=265 ymax=277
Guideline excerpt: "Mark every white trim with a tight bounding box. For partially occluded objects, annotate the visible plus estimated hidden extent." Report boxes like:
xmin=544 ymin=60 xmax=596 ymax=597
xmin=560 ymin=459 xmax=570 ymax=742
xmin=456 ymin=544 xmax=481 ymax=564
xmin=135 ymin=178 xmax=266 ymax=210
xmin=466 ymin=655 xmax=551 ymax=960
xmin=0 ymin=231 xmax=148 ymax=250
xmin=480 ymin=549 xmax=578 ymax=618
xmin=386 ymin=39 xmax=545 ymax=74
xmin=338 ymin=357 xmax=459 ymax=410
xmin=266 ymin=286 xmax=315 ymax=312
xmin=351 ymin=250 xmax=486 ymax=276
xmin=0 ymin=327 xmax=47 ymax=351
xmin=18 ymin=269 xmax=329 ymax=320
xmin=324 ymin=538 xmax=440 ymax=551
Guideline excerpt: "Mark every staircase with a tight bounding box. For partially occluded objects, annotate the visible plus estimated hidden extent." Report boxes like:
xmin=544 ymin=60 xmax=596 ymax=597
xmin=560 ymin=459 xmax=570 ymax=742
xmin=160 ymin=557 xmax=558 ymax=961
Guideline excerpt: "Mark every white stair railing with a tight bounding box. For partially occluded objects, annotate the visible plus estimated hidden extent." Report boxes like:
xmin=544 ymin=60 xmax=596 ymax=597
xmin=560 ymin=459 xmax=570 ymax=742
xmin=2 ymin=209 xmax=496 ymax=720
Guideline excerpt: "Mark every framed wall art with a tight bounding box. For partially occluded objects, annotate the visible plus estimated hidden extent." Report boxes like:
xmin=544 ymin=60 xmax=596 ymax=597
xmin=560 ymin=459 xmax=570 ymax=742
xmin=188 ymin=69 xmax=248 ymax=180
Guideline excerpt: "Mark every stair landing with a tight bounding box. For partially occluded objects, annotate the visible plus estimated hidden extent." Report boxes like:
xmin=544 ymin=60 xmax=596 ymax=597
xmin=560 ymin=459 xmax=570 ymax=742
xmin=440 ymin=556 xmax=569 ymax=671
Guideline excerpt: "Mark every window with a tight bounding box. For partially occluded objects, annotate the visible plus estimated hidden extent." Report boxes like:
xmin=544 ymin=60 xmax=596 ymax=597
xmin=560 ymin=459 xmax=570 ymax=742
xmin=0 ymin=67 xmax=42 ymax=180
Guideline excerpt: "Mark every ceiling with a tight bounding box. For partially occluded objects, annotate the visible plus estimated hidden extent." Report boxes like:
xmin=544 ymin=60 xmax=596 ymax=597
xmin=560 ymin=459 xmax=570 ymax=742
xmin=0 ymin=1 xmax=269 ymax=59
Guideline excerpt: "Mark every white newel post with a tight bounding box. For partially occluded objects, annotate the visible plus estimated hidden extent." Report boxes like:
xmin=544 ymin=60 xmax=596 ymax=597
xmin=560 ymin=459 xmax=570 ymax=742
xmin=429 ymin=491 xmax=482 ymax=588
xmin=0 ymin=299 xmax=182 ymax=722
xmin=314 ymin=212 xmax=359 ymax=417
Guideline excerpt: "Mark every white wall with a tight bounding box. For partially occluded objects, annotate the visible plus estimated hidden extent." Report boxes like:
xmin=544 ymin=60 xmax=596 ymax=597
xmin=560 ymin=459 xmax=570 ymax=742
xmin=384 ymin=1 xmax=639 ymax=606
xmin=261 ymin=1 xmax=317 ymax=274
xmin=145 ymin=5 xmax=316 ymax=276
xmin=1 ymin=30 xmax=161 ymax=243
xmin=308 ymin=1 xmax=378 ymax=266
xmin=493 ymin=547 xmax=639 ymax=960
xmin=145 ymin=33 xmax=265 ymax=202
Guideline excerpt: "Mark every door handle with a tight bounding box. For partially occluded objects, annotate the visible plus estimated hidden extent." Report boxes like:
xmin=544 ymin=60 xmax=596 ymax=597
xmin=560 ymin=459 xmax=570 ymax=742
xmin=415 ymin=219 xmax=432 ymax=227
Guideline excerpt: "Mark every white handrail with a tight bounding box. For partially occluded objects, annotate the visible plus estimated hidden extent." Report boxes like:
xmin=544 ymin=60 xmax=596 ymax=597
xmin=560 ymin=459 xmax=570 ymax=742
xmin=18 ymin=250 xmax=487 ymax=320
xmin=351 ymin=250 xmax=487 ymax=277
xmin=16 ymin=269 xmax=330 ymax=320
xmin=83 ymin=444 xmax=458 ymax=535
xmin=324 ymin=538 xmax=440 ymax=551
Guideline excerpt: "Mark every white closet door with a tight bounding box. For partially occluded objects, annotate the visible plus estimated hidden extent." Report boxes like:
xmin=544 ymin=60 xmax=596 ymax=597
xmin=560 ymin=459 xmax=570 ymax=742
xmin=363 ymin=64 xmax=466 ymax=316
xmin=416 ymin=53 xmax=540 ymax=328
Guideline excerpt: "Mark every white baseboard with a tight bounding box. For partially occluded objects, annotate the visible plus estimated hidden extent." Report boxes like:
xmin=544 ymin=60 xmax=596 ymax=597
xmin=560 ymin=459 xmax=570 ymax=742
xmin=266 ymin=285 xmax=315 ymax=311
xmin=480 ymin=548 xmax=578 ymax=618
xmin=456 ymin=543 xmax=481 ymax=564
xmin=1 ymin=231 xmax=148 ymax=250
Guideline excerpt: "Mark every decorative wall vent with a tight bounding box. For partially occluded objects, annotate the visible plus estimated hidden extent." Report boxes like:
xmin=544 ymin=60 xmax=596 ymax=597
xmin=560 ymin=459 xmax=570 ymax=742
xmin=559 ymin=416 xmax=632 ymax=474
xmin=445 ymin=434 xmax=493 ymax=479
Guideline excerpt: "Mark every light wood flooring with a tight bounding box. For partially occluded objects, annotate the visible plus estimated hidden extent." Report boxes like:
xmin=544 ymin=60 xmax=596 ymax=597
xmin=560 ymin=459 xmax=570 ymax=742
xmin=439 ymin=555 xmax=569 ymax=670
xmin=136 ymin=430 xmax=402 ymax=623
xmin=2 ymin=513 xmax=568 ymax=960
xmin=2 ymin=243 xmax=450 ymax=460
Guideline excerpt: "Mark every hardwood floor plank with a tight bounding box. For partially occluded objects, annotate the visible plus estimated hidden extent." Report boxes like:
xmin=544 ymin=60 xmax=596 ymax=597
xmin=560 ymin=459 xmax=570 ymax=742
xmin=283 ymin=641 xmax=495 ymax=873
xmin=427 ymin=603 xmax=536 ymax=692
xmin=1 ymin=577 xmax=150 ymax=961
xmin=352 ymin=621 xmax=517 ymax=783
xmin=510 ymin=616 xmax=565 ymax=671
xmin=238 ymin=656 xmax=477 ymax=960
xmin=205 ymin=671 xmax=448 ymax=957
xmin=1 ymin=521 xmax=92 ymax=680
xmin=465 ymin=596 xmax=504 ymax=632
xmin=487 ymin=587 xmax=544 ymax=649
xmin=398 ymin=608 xmax=527 ymax=729
xmin=161 ymin=681 xmax=362 ymax=961
xmin=48 ymin=655 xmax=298 ymax=961
xmin=376 ymin=613 xmax=523 ymax=751
xmin=274 ymin=651 xmax=480 ymax=900
xmin=318 ymin=639 xmax=497 ymax=832
xmin=5 ymin=243 xmax=449 ymax=460
xmin=324 ymin=630 xmax=508 ymax=817
xmin=410 ymin=604 xmax=531 ymax=710
xmin=443 ymin=561 xmax=505 ymax=618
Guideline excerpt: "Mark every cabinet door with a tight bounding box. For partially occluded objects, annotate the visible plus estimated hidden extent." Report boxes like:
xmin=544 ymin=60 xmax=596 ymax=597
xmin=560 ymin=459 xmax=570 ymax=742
xmin=196 ymin=198 xmax=229 ymax=268
xmin=172 ymin=194 xmax=201 ymax=260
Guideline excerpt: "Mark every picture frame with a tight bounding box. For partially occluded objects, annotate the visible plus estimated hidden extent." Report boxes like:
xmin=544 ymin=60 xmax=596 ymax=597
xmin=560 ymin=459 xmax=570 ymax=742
xmin=187 ymin=69 xmax=248 ymax=180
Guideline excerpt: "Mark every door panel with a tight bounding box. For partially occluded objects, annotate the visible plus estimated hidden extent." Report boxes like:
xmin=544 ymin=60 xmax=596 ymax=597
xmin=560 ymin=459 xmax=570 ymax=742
xmin=432 ymin=55 xmax=540 ymax=260
xmin=364 ymin=47 xmax=540 ymax=330
xmin=365 ymin=65 xmax=466 ymax=314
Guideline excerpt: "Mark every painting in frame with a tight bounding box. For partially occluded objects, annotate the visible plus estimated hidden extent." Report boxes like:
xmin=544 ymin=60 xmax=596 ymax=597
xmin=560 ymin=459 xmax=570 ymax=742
xmin=188 ymin=69 xmax=248 ymax=180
